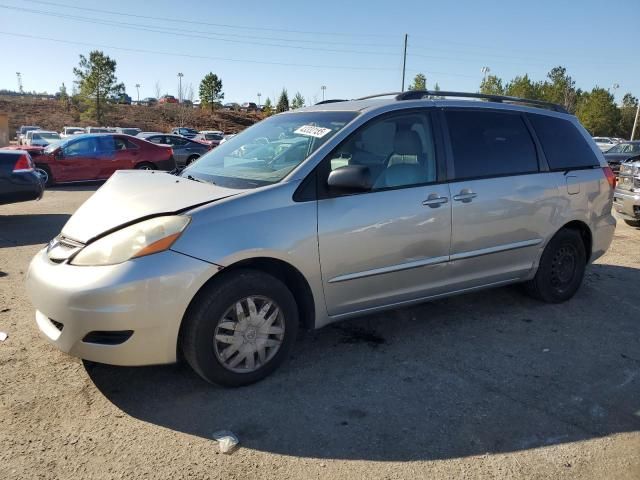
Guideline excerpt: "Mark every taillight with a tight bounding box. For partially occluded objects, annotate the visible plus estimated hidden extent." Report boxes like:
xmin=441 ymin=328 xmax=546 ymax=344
xmin=13 ymin=154 xmax=34 ymax=173
xmin=603 ymin=166 xmax=616 ymax=189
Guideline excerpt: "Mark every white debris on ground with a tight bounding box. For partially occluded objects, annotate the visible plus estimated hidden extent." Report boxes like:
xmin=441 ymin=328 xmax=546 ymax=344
xmin=212 ymin=430 xmax=239 ymax=454
xmin=0 ymin=331 xmax=7 ymax=342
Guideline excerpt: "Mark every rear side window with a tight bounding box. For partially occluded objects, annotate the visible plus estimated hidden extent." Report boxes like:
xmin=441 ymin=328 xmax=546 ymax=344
xmin=528 ymin=114 xmax=600 ymax=170
xmin=445 ymin=110 xmax=538 ymax=180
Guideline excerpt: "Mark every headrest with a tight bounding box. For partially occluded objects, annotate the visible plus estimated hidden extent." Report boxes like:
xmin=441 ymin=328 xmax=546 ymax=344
xmin=393 ymin=130 xmax=422 ymax=156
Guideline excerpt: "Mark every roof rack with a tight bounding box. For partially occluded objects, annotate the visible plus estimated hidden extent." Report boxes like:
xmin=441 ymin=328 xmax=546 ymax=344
xmin=314 ymin=99 xmax=348 ymax=105
xmin=355 ymin=90 xmax=568 ymax=113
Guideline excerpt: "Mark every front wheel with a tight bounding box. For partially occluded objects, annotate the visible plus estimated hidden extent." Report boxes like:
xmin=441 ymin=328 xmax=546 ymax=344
xmin=524 ymin=228 xmax=586 ymax=303
xmin=181 ymin=270 xmax=299 ymax=387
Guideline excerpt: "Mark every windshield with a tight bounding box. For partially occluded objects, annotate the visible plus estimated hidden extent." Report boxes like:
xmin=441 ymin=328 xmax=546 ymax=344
xmin=181 ymin=111 xmax=357 ymax=189
xmin=38 ymin=132 xmax=60 ymax=140
xmin=607 ymin=143 xmax=640 ymax=154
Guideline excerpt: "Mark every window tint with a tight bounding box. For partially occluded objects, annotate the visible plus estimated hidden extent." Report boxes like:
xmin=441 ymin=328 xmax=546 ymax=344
xmin=529 ymin=114 xmax=600 ymax=170
xmin=324 ymin=112 xmax=437 ymax=191
xmin=147 ymin=136 xmax=164 ymax=144
xmin=167 ymin=136 xmax=188 ymax=146
xmin=446 ymin=110 xmax=538 ymax=180
xmin=114 ymin=137 xmax=138 ymax=150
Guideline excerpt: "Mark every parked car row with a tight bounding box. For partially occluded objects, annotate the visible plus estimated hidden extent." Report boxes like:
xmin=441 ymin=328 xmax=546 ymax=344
xmin=17 ymin=125 xmax=143 ymax=143
xmin=593 ymin=136 xmax=627 ymax=153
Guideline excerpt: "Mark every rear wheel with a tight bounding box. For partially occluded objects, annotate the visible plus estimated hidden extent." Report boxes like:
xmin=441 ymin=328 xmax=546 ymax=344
xmin=181 ymin=270 xmax=299 ymax=387
xmin=186 ymin=155 xmax=199 ymax=165
xmin=135 ymin=162 xmax=156 ymax=170
xmin=35 ymin=165 xmax=52 ymax=187
xmin=524 ymin=228 xmax=586 ymax=303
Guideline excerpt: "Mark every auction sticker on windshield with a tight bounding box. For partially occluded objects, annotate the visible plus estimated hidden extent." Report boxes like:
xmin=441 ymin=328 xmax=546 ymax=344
xmin=294 ymin=125 xmax=332 ymax=138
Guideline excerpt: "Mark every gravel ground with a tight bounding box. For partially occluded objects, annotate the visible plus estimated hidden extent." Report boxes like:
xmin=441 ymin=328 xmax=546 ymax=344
xmin=1 ymin=186 xmax=639 ymax=480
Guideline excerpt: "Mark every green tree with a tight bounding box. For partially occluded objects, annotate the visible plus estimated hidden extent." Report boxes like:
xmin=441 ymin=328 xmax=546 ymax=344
xmin=577 ymin=87 xmax=620 ymax=136
xmin=291 ymin=91 xmax=305 ymax=109
xmin=262 ymin=97 xmax=274 ymax=116
xmin=199 ymin=73 xmax=224 ymax=112
xmin=479 ymin=75 xmax=505 ymax=95
xmin=73 ymin=50 xmax=124 ymax=125
xmin=58 ymin=82 xmax=69 ymax=110
xmin=505 ymin=74 xmax=542 ymax=100
xmin=408 ymin=73 xmax=427 ymax=91
xmin=618 ymin=93 xmax=638 ymax=139
xmin=276 ymin=88 xmax=290 ymax=113
xmin=539 ymin=66 xmax=578 ymax=113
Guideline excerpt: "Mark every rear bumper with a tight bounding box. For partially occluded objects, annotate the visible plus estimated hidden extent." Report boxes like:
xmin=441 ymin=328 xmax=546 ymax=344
xmin=613 ymin=189 xmax=640 ymax=220
xmin=0 ymin=171 xmax=44 ymax=205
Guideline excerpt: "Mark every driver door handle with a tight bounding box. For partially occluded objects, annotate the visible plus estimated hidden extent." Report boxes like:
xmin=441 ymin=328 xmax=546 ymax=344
xmin=422 ymin=194 xmax=449 ymax=208
xmin=453 ymin=189 xmax=477 ymax=203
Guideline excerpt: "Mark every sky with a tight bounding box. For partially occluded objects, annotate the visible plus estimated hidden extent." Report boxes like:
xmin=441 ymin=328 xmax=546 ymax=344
xmin=1 ymin=0 xmax=638 ymax=105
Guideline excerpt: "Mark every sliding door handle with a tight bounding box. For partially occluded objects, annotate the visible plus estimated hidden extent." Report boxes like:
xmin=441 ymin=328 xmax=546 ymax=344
xmin=422 ymin=194 xmax=449 ymax=208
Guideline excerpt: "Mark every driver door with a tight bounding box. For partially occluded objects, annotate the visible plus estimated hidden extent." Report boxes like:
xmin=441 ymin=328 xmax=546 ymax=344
xmin=58 ymin=137 xmax=100 ymax=182
xmin=316 ymin=110 xmax=452 ymax=317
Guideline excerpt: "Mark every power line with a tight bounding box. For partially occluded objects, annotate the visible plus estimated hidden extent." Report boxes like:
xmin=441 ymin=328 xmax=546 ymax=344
xmin=0 ymin=4 xmax=400 ymax=56
xmin=22 ymin=0 xmax=398 ymax=39
xmin=0 ymin=31 xmax=398 ymax=71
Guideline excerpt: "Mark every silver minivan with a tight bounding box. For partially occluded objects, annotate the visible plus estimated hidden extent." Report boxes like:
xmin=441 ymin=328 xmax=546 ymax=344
xmin=26 ymin=91 xmax=617 ymax=386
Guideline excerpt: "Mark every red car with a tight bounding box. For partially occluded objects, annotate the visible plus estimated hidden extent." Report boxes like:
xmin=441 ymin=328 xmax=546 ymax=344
xmin=3 ymin=134 xmax=176 ymax=186
xmin=159 ymin=95 xmax=179 ymax=104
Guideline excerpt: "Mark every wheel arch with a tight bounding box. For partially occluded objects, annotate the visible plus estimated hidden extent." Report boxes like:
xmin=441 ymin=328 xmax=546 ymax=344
xmin=178 ymin=256 xmax=317 ymax=355
xmin=557 ymin=220 xmax=592 ymax=263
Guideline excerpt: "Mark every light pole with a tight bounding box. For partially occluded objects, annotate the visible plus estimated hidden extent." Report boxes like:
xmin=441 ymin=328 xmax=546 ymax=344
xmin=257 ymin=92 xmax=261 ymax=107
xmin=16 ymin=72 xmax=23 ymax=93
xmin=177 ymin=72 xmax=184 ymax=103
xmin=135 ymin=83 xmax=141 ymax=103
xmin=631 ymin=102 xmax=640 ymax=141
xmin=481 ymin=66 xmax=490 ymax=84
xmin=321 ymin=85 xmax=326 ymax=102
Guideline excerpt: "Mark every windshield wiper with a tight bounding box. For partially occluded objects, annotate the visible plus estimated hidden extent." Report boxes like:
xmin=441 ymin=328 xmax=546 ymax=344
xmin=185 ymin=174 xmax=215 ymax=185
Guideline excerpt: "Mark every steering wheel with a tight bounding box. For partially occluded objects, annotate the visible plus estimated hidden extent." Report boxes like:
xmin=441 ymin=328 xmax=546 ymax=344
xmin=254 ymin=137 xmax=270 ymax=145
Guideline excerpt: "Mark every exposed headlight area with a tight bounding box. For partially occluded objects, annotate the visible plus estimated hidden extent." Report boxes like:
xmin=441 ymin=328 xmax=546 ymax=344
xmin=70 ymin=215 xmax=190 ymax=266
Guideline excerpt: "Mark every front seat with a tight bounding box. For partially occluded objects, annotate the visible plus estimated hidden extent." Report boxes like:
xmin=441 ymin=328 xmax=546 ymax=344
xmin=374 ymin=130 xmax=428 ymax=188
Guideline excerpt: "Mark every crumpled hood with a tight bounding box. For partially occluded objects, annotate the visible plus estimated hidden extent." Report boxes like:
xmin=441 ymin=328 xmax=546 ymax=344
xmin=62 ymin=170 xmax=242 ymax=243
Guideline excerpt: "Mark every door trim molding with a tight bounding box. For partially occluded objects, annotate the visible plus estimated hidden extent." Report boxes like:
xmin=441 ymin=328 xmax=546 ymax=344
xmin=450 ymin=238 xmax=543 ymax=261
xmin=327 ymin=255 xmax=449 ymax=284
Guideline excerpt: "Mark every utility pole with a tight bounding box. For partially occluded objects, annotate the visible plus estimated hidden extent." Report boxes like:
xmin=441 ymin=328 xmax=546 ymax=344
xmin=401 ymin=34 xmax=408 ymax=92
xmin=135 ymin=83 xmax=141 ymax=103
xmin=321 ymin=85 xmax=326 ymax=101
xmin=257 ymin=92 xmax=261 ymax=107
xmin=631 ymin=102 xmax=640 ymax=141
xmin=177 ymin=72 xmax=184 ymax=103
xmin=16 ymin=72 xmax=23 ymax=94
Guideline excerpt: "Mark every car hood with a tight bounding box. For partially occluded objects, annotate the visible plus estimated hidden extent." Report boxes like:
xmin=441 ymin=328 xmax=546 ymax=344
xmin=61 ymin=170 xmax=242 ymax=243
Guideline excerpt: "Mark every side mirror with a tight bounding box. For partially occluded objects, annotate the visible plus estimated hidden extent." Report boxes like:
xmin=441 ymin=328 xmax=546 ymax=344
xmin=327 ymin=165 xmax=372 ymax=192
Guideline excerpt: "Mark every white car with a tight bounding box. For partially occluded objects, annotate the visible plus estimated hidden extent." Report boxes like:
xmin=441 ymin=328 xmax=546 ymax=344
xmin=25 ymin=130 xmax=62 ymax=147
xmin=60 ymin=126 xmax=85 ymax=138
xmin=593 ymin=137 xmax=617 ymax=152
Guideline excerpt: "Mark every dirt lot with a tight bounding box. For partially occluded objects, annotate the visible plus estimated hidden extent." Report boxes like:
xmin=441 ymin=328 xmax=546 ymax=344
xmin=1 ymin=186 xmax=639 ymax=480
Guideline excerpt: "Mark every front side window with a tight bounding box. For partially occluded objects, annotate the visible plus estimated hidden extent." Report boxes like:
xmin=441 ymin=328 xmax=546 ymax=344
xmin=322 ymin=111 xmax=437 ymax=191
xmin=64 ymin=138 xmax=96 ymax=156
xmin=182 ymin=111 xmax=357 ymax=189
xmin=528 ymin=114 xmax=600 ymax=170
xmin=446 ymin=110 xmax=538 ymax=180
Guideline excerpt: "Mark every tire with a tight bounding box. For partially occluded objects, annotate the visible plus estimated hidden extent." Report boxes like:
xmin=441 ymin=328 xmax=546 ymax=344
xmin=35 ymin=165 xmax=53 ymax=187
xmin=135 ymin=162 xmax=156 ymax=170
xmin=623 ymin=218 xmax=640 ymax=228
xmin=181 ymin=269 xmax=299 ymax=387
xmin=524 ymin=228 xmax=586 ymax=303
xmin=186 ymin=155 xmax=199 ymax=165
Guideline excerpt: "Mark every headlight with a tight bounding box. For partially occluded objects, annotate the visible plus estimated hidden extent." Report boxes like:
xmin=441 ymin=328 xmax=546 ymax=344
xmin=71 ymin=216 xmax=190 ymax=266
